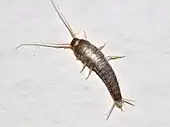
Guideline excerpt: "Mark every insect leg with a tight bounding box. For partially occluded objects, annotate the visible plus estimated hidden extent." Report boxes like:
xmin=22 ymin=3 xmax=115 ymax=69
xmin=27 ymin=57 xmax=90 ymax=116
xmin=106 ymin=103 xmax=115 ymax=120
xmin=16 ymin=42 xmax=71 ymax=50
xmin=106 ymin=56 xmax=125 ymax=61
xmin=98 ymin=42 xmax=106 ymax=50
xmin=75 ymin=29 xmax=87 ymax=40
xmin=85 ymin=67 xmax=92 ymax=80
xmin=82 ymin=29 xmax=87 ymax=40
xmin=80 ymin=63 xmax=86 ymax=73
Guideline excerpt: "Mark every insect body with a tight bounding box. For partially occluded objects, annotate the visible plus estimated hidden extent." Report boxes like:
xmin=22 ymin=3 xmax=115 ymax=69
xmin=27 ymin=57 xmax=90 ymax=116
xmin=17 ymin=0 xmax=134 ymax=119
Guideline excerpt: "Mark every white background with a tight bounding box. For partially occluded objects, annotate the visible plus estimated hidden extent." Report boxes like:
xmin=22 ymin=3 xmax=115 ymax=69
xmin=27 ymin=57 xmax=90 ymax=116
xmin=0 ymin=0 xmax=170 ymax=127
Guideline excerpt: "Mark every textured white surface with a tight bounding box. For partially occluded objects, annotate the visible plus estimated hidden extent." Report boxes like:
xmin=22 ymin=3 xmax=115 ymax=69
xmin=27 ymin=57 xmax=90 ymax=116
xmin=0 ymin=0 xmax=170 ymax=126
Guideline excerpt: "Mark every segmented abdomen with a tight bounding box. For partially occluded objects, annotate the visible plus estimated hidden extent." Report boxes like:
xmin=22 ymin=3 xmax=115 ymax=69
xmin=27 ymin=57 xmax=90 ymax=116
xmin=94 ymin=57 xmax=122 ymax=101
xmin=75 ymin=40 xmax=122 ymax=101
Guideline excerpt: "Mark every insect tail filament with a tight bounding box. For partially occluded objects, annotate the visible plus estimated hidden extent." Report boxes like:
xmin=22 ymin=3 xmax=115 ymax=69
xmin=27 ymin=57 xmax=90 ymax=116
xmin=106 ymin=99 xmax=134 ymax=120
xmin=106 ymin=103 xmax=115 ymax=120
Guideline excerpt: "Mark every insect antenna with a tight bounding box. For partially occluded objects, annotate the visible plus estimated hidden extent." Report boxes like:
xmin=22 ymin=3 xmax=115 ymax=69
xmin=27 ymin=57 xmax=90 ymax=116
xmin=16 ymin=42 xmax=71 ymax=50
xmin=50 ymin=0 xmax=76 ymax=38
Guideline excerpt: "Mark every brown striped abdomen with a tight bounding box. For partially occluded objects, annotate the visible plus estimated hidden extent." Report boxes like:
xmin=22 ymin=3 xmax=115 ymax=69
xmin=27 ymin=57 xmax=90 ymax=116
xmin=72 ymin=38 xmax=122 ymax=101
xmin=94 ymin=57 xmax=122 ymax=101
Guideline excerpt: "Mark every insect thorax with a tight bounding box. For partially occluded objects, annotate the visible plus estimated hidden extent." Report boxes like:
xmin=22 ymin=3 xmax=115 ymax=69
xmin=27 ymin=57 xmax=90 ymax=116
xmin=71 ymin=38 xmax=90 ymax=58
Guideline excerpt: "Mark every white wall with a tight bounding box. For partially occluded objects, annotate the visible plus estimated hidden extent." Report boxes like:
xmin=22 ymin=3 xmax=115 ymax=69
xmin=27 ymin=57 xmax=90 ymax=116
xmin=0 ymin=0 xmax=170 ymax=127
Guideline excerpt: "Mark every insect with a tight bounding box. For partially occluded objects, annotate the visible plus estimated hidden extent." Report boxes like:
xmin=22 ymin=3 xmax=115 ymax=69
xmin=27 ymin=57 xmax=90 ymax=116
xmin=17 ymin=0 xmax=134 ymax=119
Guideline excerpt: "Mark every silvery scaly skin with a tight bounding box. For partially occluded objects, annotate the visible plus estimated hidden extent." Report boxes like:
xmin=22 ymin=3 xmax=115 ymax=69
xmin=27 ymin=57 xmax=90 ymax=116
xmin=70 ymin=38 xmax=131 ymax=119
xmin=71 ymin=38 xmax=122 ymax=101
xmin=16 ymin=0 xmax=134 ymax=120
